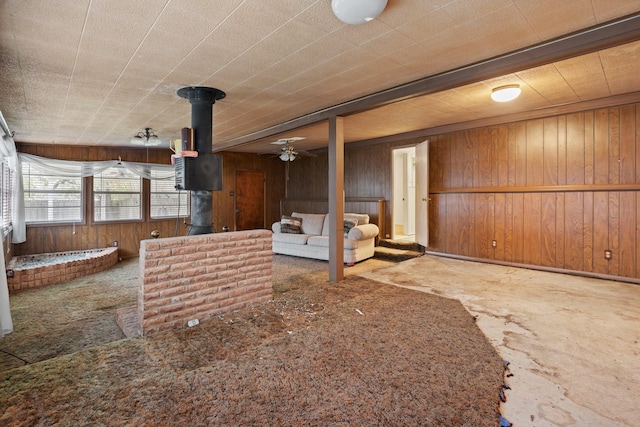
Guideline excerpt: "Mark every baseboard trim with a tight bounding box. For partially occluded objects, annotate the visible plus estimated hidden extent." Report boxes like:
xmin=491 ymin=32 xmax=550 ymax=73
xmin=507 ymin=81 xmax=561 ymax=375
xmin=424 ymin=251 xmax=640 ymax=286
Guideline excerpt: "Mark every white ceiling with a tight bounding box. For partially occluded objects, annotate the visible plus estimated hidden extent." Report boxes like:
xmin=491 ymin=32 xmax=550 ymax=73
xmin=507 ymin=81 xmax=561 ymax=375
xmin=1 ymin=0 xmax=640 ymax=155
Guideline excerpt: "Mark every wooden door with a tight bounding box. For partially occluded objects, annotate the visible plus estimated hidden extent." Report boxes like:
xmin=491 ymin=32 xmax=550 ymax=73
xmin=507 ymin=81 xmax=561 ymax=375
xmin=235 ymin=170 xmax=265 ymax=230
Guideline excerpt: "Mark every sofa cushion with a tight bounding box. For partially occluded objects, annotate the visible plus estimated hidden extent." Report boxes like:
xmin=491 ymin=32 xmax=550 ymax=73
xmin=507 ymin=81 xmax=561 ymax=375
xmin=322 ymin=213 xmax=370 ymax=236
xmin=273 ymin=232 xmax=312 ymax=245
xmin=280 ymin=215 xmax=303 ymax=234
xmin=292 ymin=212 xmax=326 ymax=235
xmin=307 ymin=235 xmax=360 ymax=250
xmin=344 ymin=219 xmax=358 ymax=237
xmin=345 ymin=213 xmax=369 ymax=225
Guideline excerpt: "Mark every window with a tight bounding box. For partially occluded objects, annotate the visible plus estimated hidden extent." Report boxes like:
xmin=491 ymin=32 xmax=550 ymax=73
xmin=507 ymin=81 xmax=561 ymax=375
xmin=1 ymin=160 xmax=12 ymax=235
xmin=22 ymin=161 xmax=82 ymax=223
xmin=93 ymin=165 xmax=141 ymax=221
xmin=150 ymin=178 xmax=190 ymax=219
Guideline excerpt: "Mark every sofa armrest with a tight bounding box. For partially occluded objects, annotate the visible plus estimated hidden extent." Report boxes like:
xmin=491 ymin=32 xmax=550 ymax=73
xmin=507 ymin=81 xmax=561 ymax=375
xmin=348 ymin=223 xmax=379 ymax=241
xmin=272 ymin=222 xmax=282 ymax=233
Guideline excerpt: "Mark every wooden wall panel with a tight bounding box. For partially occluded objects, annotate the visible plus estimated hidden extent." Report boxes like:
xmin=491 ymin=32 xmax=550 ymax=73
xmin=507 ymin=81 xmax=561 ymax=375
xmin=522 ymin=193 xmax=542 ymax=265
xmin=584 ymin=111 xmax=595 ymax=185
xmin=555 ymin=193 xmax=566 ymax=268
xmin=514 ymin=123 xmax=527 ymax=187
xmin=592 ymin=191 xmax=610 ymax=274
xmin=609 ymin=109 xmax=621 ymax=185
xmin=493 ymin=193 xmax=506 ymax=260
xmin=620 ymin=105 xmax=636 ymax=184
xmin=497 ymin=126 xmax=509 ymax=187
xmin=583 ymin=192 xmax=594 ymax=273
xmin=543 ymin=117 xmax=558 ymax=186
xmin=526 ymin=120 xmax=544 ymax=186
xmin=594 ymin=109 xmax=610 ymax=185
xmin=557 ymin=116 xmax=567 ymax=186
xmin=511 ymin=193 xmax=525 ymax=263
xmin=477 ymin=128 xmax=493 ymax=187
xmin=564 ymin=192 xmax=584 ymax=271
xmin=425 ymin=102 xmax=640 ymax=281
xmin=608 ymin=192 xmax=620 ymax=276
xmin=566 ymin=112 xmax=586 ymax=185
xmin=540 ymin=193 xmax=556 ymax=267
xmin=429 ymin=193 xmax=442 ymax=250
xmin=619 ymin=192 xmax=636 ymax=277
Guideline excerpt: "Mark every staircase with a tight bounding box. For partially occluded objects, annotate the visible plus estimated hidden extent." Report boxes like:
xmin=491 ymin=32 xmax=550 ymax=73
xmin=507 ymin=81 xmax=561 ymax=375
xmin=374 ymin=239 xmax=424 ymax=262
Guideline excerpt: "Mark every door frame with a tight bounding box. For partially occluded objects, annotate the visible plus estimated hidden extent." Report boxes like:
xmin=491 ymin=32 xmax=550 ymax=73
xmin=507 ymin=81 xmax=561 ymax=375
xmin=391 ymin=145 xmax=416 ymax=241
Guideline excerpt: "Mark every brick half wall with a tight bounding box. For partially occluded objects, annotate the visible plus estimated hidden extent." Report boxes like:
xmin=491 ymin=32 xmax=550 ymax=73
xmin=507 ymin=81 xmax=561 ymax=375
xmin=138 ymin=230 xmax=273 ymax=336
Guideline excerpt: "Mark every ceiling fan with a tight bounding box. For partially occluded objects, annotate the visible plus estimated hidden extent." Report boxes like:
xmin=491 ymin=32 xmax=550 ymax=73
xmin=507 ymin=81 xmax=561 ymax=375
xmin=270 ymin=137 xmax=314 ymax=161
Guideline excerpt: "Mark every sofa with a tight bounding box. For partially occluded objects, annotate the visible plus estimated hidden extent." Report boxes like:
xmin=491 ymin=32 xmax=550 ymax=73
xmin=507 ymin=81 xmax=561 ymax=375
xmin=271 ymin=212 xmax=379 ymax=265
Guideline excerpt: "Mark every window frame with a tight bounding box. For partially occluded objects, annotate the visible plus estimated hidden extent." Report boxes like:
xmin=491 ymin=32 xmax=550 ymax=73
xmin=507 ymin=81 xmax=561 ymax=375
xmin=21 ymin=160 xmax=85 ymax=226
xmin=1 ymin=160 xmax=13 ymax=237
xmin=150 ymin=177 xmax=190 ymax=220
xmin=92 ymin=164 xmax=143 ymax=223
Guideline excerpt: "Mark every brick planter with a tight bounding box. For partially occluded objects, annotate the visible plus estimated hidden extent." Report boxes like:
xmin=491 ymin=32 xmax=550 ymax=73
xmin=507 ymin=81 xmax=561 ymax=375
xmin=6 ymin=248 xmax=119 ymax=294
xmin=134 ymin=230 xmax=273 ymax=336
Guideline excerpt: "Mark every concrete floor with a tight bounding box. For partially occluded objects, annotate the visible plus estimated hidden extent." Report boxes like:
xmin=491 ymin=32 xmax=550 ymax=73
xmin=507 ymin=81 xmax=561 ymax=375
xmin=359 ymin=255 xmax=640 ymax=427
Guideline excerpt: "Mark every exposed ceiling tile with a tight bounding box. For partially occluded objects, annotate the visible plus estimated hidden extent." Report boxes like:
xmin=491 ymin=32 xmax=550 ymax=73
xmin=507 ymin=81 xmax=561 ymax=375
xmin=1 ymin=0 xmax=639 ymax=151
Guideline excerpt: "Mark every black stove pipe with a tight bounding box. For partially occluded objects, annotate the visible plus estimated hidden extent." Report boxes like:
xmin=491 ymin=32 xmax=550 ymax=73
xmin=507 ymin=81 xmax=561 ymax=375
xmin=177 ymin=86 xmax=226 ymax=235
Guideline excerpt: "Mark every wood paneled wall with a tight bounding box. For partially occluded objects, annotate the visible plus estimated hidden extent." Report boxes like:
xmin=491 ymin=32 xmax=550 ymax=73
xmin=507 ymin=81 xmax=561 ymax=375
xmin=428 ymin=103 xmax=640 ymax=281
xmin=214 ymin=152 xmax=286 ymax=231
xmin=287 ymin=141 xmax=414 ymax=237
xmin=14 ymin=144 xmax=285 ymax=259
xmin=284 ymin=103 xmax=640 ymax=281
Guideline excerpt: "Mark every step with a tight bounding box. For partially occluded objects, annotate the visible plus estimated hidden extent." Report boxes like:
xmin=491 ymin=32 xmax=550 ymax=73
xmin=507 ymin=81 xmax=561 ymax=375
xmin=377 ymin=239 xmax=422 ymax=252
xmin=374 ymin=245 xmax=423 ymax=262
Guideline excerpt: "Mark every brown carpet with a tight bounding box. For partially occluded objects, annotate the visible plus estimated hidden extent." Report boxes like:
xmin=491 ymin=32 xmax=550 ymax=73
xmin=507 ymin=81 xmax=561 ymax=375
xmin=0 ymin=255 xmax=505 ymax=426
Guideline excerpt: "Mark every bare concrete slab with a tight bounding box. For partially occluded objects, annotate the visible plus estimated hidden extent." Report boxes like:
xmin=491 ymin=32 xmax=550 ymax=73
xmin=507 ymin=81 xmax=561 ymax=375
xmin=359 ymin=255 xmax=640 ymax=427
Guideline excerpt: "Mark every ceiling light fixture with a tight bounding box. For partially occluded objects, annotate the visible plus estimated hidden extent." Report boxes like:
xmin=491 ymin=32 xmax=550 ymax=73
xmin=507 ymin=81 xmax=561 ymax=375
xmin=491 ymin=84 xmax=521 ymax=102
xmin=131 ymin=127 xmax=161 ymax=146
xmin=331 ymin=0 xmax=388 ymax=25
xmin=279 ymin=145 xmax=297 ymax=162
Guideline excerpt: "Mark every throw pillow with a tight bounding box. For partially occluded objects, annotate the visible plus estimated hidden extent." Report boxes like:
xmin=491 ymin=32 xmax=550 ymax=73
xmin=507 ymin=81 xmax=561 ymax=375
xmin=281 ymin=215 xmax=303 ymax=234
xmin=344 ymin=218 xmax=358 ymax=237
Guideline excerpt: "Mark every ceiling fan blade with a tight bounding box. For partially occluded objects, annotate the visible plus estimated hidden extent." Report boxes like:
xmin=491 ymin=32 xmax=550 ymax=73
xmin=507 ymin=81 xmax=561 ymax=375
xmin=270 ymin=136 xmax=306 ymax=145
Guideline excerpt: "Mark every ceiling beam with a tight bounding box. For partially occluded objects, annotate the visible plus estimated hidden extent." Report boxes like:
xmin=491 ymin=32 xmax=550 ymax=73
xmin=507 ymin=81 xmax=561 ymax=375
xmin=214 ymin=12 xmax=640 ymax=152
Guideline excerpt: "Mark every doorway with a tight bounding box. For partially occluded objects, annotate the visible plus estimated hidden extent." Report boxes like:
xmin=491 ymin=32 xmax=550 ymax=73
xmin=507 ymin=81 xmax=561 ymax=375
xmin=391 ymin=147 xmax=416 ymax=242
xmin=235 ymin=170 xmax=265 ymax=230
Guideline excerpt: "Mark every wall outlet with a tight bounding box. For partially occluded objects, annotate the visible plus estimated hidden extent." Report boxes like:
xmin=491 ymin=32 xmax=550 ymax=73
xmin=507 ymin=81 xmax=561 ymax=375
xmin=187 ymin=319 xmax=199 ymax=327
xmin=113 ymin=240 xmax=118 ymax=247
xmin=492 ymin=240 xmax=497 ymax=248
xmin=604 ymin=249 xmax=612 ymax=260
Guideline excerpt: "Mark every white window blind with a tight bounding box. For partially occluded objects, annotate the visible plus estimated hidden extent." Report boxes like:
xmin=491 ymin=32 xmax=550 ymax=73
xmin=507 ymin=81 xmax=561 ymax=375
xmin=1 ymin=160 xmax=12 ymax=235
xmin=22 ymin=160 xmax=82 ymax=223
xmin=150 ymin=178 xmax=190 ymax=219
xmin=93 ymin=165 xmax=141 ymax=221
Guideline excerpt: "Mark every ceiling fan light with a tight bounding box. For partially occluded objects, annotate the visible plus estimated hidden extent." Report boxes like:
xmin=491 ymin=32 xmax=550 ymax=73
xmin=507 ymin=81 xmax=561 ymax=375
xmin=131 ymin=127 xmax=162 ymax=146
xmin=491 ymin=84 xmax=521 ymax=102
xmin=331 ymin=0 xmax=387 ymax=25
xmin=280 ymin=153 xmax=289 ymax=161
xmin=147 ymin=134 xmax=161 ymax=146
xmin=289 ymin=153 xmax=296 ymax=161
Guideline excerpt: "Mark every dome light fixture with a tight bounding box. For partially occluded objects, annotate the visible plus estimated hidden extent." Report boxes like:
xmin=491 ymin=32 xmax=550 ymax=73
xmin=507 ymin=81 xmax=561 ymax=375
xmin=131 ymin=127 xmax=161 ymax=146
xmin=331 ymin=0 xmax=388 ymax=25
xmin=491 ymin=84 xmax=521 ymax=102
